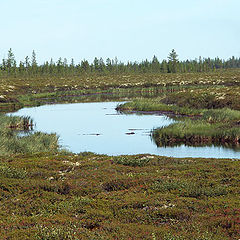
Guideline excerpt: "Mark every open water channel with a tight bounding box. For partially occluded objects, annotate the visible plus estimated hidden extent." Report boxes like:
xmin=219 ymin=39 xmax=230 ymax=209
xmin=10 ymin=101 xmax=240 ymax=159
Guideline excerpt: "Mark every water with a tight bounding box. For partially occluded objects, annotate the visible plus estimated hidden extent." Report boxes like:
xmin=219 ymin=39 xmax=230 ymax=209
xmin=9 ymin=102 xmax=240 ymax=159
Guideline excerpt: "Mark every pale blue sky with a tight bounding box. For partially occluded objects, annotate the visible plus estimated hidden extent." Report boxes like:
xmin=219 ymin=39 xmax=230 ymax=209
xmin=1 ymin=0 xmax=239 ymax=63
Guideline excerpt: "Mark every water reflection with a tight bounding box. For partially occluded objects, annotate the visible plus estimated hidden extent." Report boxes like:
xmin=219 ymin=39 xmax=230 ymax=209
xmin=9 ymin=102 xmax=240 ymax=159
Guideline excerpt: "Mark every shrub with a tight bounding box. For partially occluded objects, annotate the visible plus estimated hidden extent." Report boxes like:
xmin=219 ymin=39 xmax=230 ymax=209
xmin=152 ymin=179 xmax=228 ymax=198
xmin=0 ymin=164 xmax=27 ymax=179
xmin=113 ymin=155 xmax=151 ymax=167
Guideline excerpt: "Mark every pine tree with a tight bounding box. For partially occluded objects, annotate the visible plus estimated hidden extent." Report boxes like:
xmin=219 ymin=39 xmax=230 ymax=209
xmin=57 ymin=57 xmax=63 ymax=75
xmin=31 ymin=50 xmax=37 ymax=66
xmin=93 ymin=57 xmax=99 ymax=72
xmin=19 ymin=61 xmax=25 ymax=75
xmin=98 ymin=58 xmax=105 ymax=73
xmin=1 ymin=58 xmax=6 ymax=71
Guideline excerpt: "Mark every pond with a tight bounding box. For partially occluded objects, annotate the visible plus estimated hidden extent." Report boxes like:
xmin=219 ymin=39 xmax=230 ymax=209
xmin=10 ymin=101 xmax=240 ymax=159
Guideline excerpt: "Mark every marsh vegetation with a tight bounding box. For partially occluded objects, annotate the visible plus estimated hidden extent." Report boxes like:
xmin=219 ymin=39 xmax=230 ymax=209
xmin=0 ymin=114 xmax=59 ymax=155
xmin=0 ymin=49 xmax=240 ymax=239
xmin=117 ymin=87 xmax=240 ymax=149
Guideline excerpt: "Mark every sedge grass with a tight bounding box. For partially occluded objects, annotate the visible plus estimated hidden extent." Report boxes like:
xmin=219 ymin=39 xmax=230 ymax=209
xmin=116 ymin=98 xmax=202 ymax=116
xmin=152 ymin=120 xmax=240 ymax=147
xmin=117 ymin=99 xmax=240 ymax=147
xmin=0 ymin=114 xmax=59 ymax=155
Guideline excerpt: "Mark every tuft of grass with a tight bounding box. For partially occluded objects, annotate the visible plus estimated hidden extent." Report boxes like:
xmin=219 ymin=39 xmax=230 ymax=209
xmin=119 ymin=98 xmax=240 ymax=148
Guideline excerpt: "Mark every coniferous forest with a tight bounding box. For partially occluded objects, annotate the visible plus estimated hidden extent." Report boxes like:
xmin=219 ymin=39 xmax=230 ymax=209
xmin=1 ymin=48 xmax=240 ymax=78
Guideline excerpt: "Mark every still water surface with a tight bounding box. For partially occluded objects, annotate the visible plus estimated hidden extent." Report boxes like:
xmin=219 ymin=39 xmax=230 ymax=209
xmin=10 ymin=102 xmax=240 ymax=158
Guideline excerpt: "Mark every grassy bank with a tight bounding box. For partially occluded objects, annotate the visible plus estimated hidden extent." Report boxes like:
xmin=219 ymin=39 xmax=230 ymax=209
xmin=116 ymin=98 xmax=203 ymax=116
xmin=117 ymin=98 xmax=240 ymax=148
xmin=152 ymin=120 xmax=240 ymax=147
xmin=0 ymin=114 xmax=59 ymax=155
xmin=153 ymin=109 xmax=240 ymax=148
xmin=0 ymin=152 xmax=239 ymax=239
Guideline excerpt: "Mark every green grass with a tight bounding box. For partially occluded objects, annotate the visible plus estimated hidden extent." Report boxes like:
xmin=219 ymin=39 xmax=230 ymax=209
xmin=152 ymin=120 xmax=240 ymax=147
xmin=0 ymin=114 xmax=59 ymax=155
xmin=116 ymin=98 xmax=203 ymax=116
xmin=202 ymin=108 xmax=240 ymax=123
xmin=0 ymin=113 xmax=33 ymax=130
xmin=113 ymin=155 xmax=153 ymax=167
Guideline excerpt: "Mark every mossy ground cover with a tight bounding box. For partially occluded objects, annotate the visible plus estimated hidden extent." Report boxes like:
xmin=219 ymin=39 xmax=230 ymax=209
xmin=0 ymin=69 xmax=240 ymax=112
xmin=161 ymin=86 xmax=240 ymax=111
xmin=0 ymin=152 xmax=239 ymax=239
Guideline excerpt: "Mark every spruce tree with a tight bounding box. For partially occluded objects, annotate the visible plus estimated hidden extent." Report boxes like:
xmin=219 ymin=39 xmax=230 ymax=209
xmin=31 ymin=50 xmax=38 ymax=75
xmin=167 ymin=49 xmax=179 ymax=73
xmin=7 ymin=48 xmax=16 ymax=74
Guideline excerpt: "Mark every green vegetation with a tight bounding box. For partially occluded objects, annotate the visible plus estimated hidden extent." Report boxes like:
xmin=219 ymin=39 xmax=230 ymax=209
xmin=161 ymin=87 xmax=240 ymax=111
xmin=0 ymin=152 xmax=239 ymax=239
xmin=116 ymin=98 xmax=202 ymax=116
xmin=0 ymin=49 xmax=240 ymax=238
xmin=0 ymin=114 xmax=59 ymax=155
xmin=0 ymin=48 xmax=240 ymax=113
xmin=152 ymin=120 xmax=240 ymax=147
xmin=117 ymin=87 xmax=240 ymax=148
xmin=3 ymin=85 xmax=186 ymax=112
xmin=113 ymin=155 xmax=153 ymax=167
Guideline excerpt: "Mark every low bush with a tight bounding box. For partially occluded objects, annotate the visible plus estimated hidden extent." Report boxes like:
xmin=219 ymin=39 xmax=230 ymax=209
xmin=113 ymin=155 xmax=151 ymax=167
xmin=152 ymin=179 xmax=228 ymax=198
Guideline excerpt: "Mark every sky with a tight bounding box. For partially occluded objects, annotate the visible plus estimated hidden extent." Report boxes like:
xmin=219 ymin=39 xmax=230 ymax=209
xmin=0 ymin=0 xmax=239 ymax=64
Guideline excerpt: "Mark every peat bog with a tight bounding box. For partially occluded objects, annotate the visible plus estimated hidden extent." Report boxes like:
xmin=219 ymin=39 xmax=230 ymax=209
xmin=0 ymin=70 xmax=240 ymax=239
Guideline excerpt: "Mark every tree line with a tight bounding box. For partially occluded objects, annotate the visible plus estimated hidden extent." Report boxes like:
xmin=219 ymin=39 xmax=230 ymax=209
xmin=1 ymin=48 xmax=240 ymax=77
